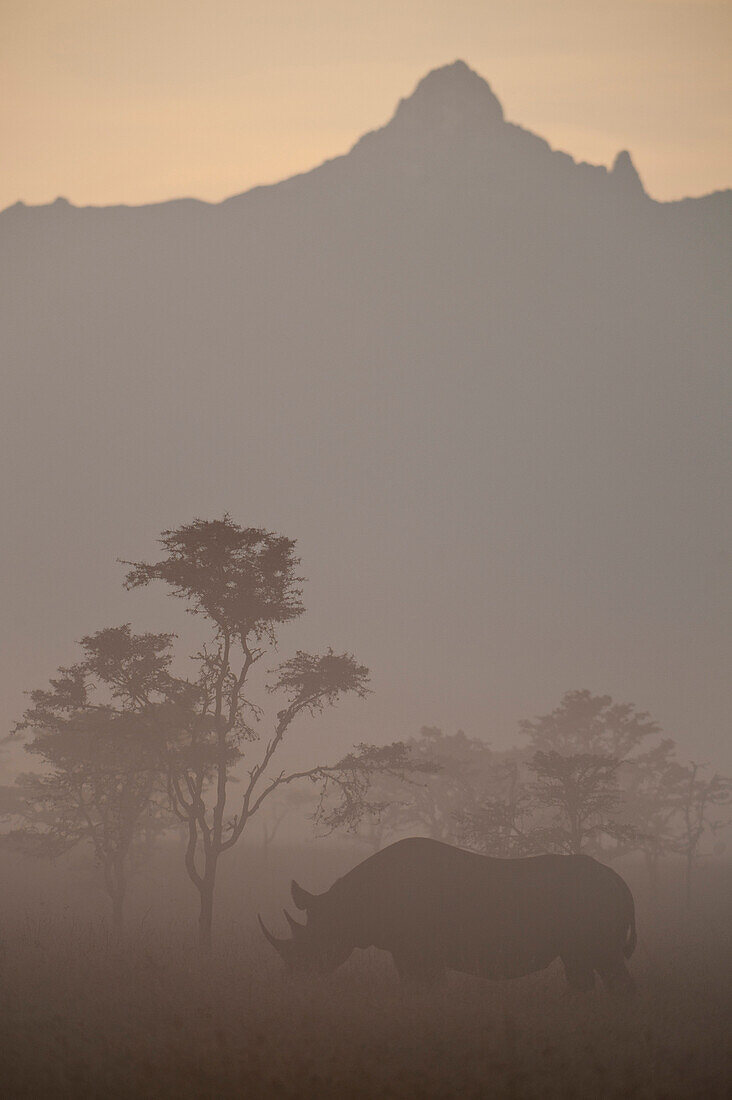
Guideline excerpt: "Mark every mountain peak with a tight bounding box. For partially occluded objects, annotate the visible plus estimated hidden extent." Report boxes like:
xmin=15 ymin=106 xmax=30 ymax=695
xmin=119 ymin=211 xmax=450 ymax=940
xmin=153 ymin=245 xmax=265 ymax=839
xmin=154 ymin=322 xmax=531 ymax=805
xmin=611 ymin=150 xmax=645 ymax=198
xmin=391 ymin=60 xmax=504 ymax=130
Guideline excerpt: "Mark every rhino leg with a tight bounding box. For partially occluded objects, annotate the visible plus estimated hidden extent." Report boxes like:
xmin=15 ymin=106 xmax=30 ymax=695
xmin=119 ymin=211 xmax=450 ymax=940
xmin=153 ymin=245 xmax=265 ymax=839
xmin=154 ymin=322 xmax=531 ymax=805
xmin=561 ymin=954 xmax=595 ymax=993
xmin=391 ymin=950 xmax=446 ymax=989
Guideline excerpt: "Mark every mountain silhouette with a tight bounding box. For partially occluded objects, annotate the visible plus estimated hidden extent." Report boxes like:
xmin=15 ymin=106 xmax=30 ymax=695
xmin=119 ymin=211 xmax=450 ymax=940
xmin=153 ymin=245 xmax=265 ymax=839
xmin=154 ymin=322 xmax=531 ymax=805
xmin=1 ymin=62 xmax=730 ymax=763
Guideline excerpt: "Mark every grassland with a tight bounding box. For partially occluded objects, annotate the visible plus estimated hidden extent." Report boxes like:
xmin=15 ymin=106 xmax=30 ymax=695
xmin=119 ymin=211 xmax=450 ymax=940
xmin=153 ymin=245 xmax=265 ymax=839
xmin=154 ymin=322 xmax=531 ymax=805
xmin=0 ymin=845 xmax=729 ymax=1098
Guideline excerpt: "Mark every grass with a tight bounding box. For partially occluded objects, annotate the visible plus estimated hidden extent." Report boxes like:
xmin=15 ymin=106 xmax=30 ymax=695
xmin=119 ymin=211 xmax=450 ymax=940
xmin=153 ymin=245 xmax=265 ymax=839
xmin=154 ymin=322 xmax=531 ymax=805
xmin=0 ymin=850 xmax=730 ymax=1098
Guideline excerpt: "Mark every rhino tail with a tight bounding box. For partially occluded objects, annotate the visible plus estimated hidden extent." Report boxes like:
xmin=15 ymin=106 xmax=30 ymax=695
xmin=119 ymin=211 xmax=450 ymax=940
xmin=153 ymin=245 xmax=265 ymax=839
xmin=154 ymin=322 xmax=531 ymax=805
xmin=623 ymin=888 xmax=637 ymax=959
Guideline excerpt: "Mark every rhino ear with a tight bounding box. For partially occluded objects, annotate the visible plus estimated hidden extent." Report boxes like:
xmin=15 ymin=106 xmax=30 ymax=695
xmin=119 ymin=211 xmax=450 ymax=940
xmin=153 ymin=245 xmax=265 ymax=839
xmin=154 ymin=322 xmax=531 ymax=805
xmin=291 ymin=878 xmax=317 ymax=911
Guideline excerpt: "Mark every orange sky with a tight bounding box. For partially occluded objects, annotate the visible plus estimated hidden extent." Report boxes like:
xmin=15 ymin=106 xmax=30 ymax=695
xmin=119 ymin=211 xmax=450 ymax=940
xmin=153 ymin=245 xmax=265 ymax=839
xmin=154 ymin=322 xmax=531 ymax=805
xmin=2 ymin=0 xmax=731 ymax=210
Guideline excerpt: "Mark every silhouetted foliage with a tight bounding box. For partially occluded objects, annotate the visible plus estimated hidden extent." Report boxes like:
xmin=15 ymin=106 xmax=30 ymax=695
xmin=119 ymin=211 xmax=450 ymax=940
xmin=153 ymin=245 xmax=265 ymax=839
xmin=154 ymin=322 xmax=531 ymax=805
xmin=528 ymin=750 xmax=627 ymax=855
xmin=519 ymin=690 xmax=660 ymax=758
xmin=616 ymin=739 xmax=684 ymax=893
xmin=122 ymin=515 xmax=381 ymax=948
xmin=318 ymin=726 xmax=499 ymax=847
xmin=322 ymin=690 xmax=730 ymax=899
xmin=669 ymin=762 xmax=731 ymax=904
xmin=397 ymin=728 xmax=492 ymax=841
xmin=4 ymin=626 xmax=174 ymax=930
xmin=456 ymin=759 xmax=537 ymax=857
xmin=520 ymin=691 xmax=663 ymax=857
xmin=0 ymin=784 xmax=25 ymax=819
xmin=312 ymin=741 xmax=433 ymax=837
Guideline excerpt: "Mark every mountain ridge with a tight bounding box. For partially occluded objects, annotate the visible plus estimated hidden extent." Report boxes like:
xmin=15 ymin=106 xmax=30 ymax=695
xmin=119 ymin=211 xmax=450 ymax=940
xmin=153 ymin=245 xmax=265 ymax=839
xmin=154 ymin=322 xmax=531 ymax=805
xmin=4 ymin=60 xmax=730 ymax=217
xmin=0 ymin=60 xmax=729 ymax=767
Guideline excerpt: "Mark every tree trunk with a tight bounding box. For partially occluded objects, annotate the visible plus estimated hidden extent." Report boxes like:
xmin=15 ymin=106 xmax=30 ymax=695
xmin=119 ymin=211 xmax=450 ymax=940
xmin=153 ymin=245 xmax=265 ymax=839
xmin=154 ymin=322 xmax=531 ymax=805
xmin=685 ymin=849 xmax=694 ymax=909
xmin=569 ymin=818 xmax=582 ymax=854
xmin=104 ymin=858 xmax=126 ymax=937
xmin=111 ymin=889 xmax=125 ymax=937
xmin=198 ymin=862 xmax=217 ymax=953
xmin=645 ymin=849 xmax=660 ymax=906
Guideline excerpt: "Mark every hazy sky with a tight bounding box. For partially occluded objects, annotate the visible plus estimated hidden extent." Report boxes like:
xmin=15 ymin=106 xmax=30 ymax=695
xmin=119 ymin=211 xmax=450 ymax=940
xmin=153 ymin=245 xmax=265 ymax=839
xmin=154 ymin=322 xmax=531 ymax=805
xmin=2 ymin=0 xmax=731 ymax=211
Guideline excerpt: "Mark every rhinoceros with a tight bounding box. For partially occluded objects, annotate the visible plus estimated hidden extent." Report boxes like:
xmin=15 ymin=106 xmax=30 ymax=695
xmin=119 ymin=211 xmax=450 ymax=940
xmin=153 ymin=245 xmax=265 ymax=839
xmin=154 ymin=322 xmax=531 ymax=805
xmin=259 ymin=837 xmax=637 ymax=993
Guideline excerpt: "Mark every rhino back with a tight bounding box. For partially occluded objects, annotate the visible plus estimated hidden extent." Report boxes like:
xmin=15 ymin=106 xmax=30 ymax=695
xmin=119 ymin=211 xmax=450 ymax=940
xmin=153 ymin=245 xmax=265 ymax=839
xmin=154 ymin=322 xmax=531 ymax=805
xmin=319 ymin=838 xmax=631 ymax=969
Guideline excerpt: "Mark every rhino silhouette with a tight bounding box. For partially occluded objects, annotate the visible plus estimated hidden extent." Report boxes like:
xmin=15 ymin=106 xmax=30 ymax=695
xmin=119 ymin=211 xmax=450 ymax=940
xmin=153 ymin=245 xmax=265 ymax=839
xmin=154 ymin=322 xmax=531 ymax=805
xmin=259 ymin=837 xmax=636 ymax=993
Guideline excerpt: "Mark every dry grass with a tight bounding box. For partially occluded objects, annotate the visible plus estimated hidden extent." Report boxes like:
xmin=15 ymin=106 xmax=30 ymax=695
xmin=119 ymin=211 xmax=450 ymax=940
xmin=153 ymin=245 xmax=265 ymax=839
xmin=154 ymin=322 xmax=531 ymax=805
xmin=0 ymin=851 xmax=729 ymax=1098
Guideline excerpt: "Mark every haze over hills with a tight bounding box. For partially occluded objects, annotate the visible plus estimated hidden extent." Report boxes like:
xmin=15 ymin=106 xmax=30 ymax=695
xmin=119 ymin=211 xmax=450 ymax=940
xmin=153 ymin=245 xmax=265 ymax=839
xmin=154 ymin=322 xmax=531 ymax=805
xmin=1 ymin=61 xmax=730 ymax=767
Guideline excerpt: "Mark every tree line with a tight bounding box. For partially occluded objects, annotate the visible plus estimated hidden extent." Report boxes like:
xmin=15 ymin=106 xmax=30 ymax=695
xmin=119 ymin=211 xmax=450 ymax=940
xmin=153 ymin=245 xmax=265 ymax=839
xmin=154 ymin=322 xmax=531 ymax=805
xmin=325 ymin=704 xmax=729 ymax=908
xmin=1 ymin=516 xmax=729 ymax=946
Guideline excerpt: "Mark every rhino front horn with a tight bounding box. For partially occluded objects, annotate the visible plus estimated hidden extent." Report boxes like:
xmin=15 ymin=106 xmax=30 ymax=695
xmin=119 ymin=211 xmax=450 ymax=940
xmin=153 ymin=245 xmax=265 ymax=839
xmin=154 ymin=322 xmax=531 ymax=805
xmin=291 ymin=879 xmax=317 ymax=911
xmin=258 ymin=914 xmax=291 ymax=959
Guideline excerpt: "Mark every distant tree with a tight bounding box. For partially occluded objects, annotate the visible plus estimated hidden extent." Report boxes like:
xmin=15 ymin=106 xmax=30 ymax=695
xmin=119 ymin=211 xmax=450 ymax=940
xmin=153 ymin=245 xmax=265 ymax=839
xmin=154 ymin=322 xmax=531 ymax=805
xmin=314 ymin=756 xmax=431 ymax=855
xmin=616 ymin=739 xmax=683 ymax=895
xmin=669 ymin=762 xmax=731 ymax=905
xmin=528 ymin=750 xmax=628 ymax=855
xmin=316 ymin=726 xmax=494 ymax=847
xmin=520 ymin=690 xmax=660 ymax=758
xmin=4 ymin=627 xmax=173 ymax=931
xmin=122 ymin=516 xmax=393 ymax=950
xmin=521 ymin=691 xmax=662 ymax=856
xmin=345 ymin=815 xmax=396 ymax=855
xmin=0 ymin=784 xmax=24 ymax=820
xmin=259 ymin=786 xmax=314 ymax=855
xmin=456 ymin=758 xmax=537 ymax=857
xmin=387 ymin=727 xmax=499 ymax=842
xmin=313 ymin=740 xmax=435 ymax=843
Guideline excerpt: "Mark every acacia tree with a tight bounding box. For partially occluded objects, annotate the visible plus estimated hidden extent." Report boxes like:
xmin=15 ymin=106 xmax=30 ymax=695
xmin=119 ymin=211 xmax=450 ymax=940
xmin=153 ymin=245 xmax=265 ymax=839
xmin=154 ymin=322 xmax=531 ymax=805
xmin=670 ymin=762 xmax=731 ymax=905
xmin=122 ymin=516 xmax=380 ymax=950
xmin=528 ymin=750 xmax=629 ymax=855
xmin=312 ymin=740 xmax=436 ymax=843
xmin=521 ymin=691 xmax=661 ymax=856
xmin=5 ymin=626 xmax=175 ymax=931
xmin=519 ymin=690 xmax=660 ymax=758
xmin=399 ymin=728 xmax=494 ymax=841
xmin=456 ymin=757 xmax=537 ymax=857
xmin=316 ymin=752 xmax=426 ymax=849
xmin=617 ymin=739 xmax=683 ymax=896
xmin=313 ymin=726 xmax=496 ymax=847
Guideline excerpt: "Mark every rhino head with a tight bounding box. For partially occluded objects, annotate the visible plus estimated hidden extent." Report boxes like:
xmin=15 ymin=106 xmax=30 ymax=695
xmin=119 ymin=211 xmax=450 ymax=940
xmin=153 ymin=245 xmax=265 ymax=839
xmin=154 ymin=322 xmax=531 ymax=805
xmin=258 ymin=879 xmax=352 ymax=974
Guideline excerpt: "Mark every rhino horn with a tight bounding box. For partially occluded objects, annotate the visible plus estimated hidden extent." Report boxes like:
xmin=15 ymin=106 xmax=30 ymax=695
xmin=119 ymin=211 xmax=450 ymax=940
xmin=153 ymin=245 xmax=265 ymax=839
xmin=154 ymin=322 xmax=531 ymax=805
xmin=291 ymin=879 xmax=318 ymax=911
xmin=283 ymin=908 xmax=306 ymax=937
xmin=257 ymin=914 xmax=292 ymax=959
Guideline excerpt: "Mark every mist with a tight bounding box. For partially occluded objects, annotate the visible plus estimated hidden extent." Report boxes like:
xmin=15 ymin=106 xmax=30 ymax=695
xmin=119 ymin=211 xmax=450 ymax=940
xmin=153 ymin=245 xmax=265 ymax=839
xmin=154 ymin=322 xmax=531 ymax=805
xmin=1 ymin=49 xmax=730 ymax=1100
